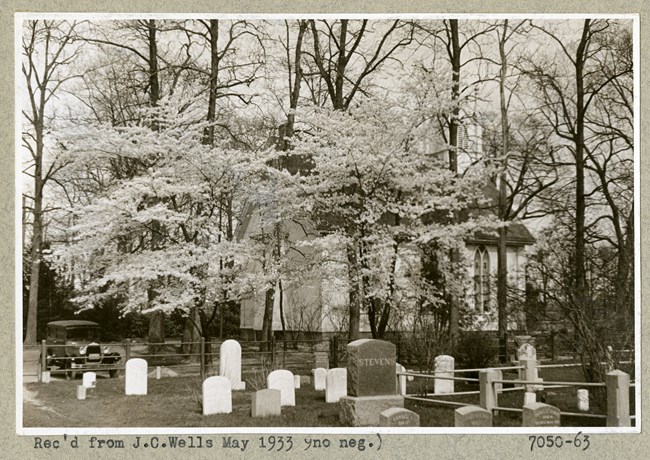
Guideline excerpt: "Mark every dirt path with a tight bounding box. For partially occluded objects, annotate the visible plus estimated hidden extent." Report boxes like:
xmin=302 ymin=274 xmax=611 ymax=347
xmin=23 ymin=386 xmax=61 ymax=415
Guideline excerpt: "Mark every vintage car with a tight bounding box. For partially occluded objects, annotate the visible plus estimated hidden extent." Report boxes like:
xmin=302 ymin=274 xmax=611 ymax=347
xmin=44 ymin=320 xmax=121 ymax=379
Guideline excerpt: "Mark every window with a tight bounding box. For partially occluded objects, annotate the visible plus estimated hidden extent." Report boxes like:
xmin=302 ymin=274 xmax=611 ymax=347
xmin=474 ymin=246 xmax=490 ymax=312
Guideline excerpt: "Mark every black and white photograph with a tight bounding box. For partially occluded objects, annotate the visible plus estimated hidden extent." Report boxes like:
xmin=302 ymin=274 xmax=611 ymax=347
xmin=15 ymin=11 xmax=639 ymax=441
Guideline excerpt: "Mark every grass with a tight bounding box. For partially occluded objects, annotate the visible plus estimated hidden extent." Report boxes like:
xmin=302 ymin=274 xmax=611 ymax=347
xmin=23 ymin=365 xmax=630 ymax=428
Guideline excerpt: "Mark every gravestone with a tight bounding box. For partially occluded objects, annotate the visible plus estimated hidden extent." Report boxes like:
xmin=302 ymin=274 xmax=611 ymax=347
xmin=294 ymin=375 xmax=301 ymax=389
xmin=82 ymin=372 xmax=96 ymax=389
xmin=202 ymin=376 xmax=232 ymax=415
xmin=347 ymin=339 xmax=397 ymax=397
xmin=267 ymin=370 xmax=295 ymax=406
xmin=577 ymin=389 xmax=589 ymax=412
xmin=313 ymin=368 xmax=326 ymax=391
xmin=395 ymin=363 xmax=407 ymax=396
xmin=76 ymin=385 xmax=86 ymax=400
xmin=41 ymin=371 xmax=51 ymax=384
xmin=220 ymin=340 xmax=246 ymax=390
xmin=339 ymin=339 xmax=404 ymax=427
xmin=314 ymin=351 xmax=329 ymax=369
xmin=522 ymin=402 xmax=560 ymax=427
xmin=125 ymin=358 xmax=148 ymax=395
xmin=156 ymin=366 xmax=162 ymax=380
xmin=379 ymin=407 xmax=420 ymax=427
xmin=326 ymin=368 xmax=347 ymax=403
xmin=252 ymin=389 xmax=281 ymax=418
xmin=434 ymin=355 xmax=454 ymax=394
xmin=454 ymin=405 xmax=493 ymax=427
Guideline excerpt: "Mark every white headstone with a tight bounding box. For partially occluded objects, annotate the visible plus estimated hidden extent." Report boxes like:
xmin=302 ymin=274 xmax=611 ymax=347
xmin=434 ymin=355 xmax=455 ymax=394
xmin=82 ymin=372 xmax=96 ymax=388
xmin=294 ymin=375 xmax=301 ymax=389
xmin=517 ymin=343 xmax=537 ymax=361
xmin=251 ymin=389 xmax=281 ymax=417
xmin=577 ymin=389 xmax=589 ymax=412
xmin=220 ymin=340 xmax=246 ymax=390
xmin=524 ymin=391 xmax=536 ymax=406
xmin=396 ymin=363 xmax=407 ymax=396
xmin=76 ymin=385 xmax=86 ymax=400
xmin=41 ymin=371 xmax=50 ymax=384
xmin=267 ymin=370 xmax=295 ymax=406
xmin=125 ymin=358 xmax=148 ymax=395
xmin=156 ymin=366 xmax=162 ymax=380
xmin=313 ymin=368 xmax=326 ymax=391
xmin=202 ymin=376 xmax=232 ymax=415
xmin=325 ymin=368 xmax=347 ymax=403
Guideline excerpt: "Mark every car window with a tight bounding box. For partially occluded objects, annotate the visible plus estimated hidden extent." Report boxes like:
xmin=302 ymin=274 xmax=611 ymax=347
xmin=66 ymin=327 xmax=100 ymax=341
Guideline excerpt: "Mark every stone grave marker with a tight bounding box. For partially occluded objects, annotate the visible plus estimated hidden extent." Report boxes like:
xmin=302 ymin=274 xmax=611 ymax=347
xmin=454 ymin=405 xmax=493 ymax=427
xmin=202 ymin=376 xmax=232 ymax=415
xmin=339 ymin=339 xmax=404 ymax=427
xmin=577 ymin=389 xmax=589 ymax=412
xmin=326 ymin=368 xmax=347 ymax=403
xmin=252 ymin=389 xmax=281 ymax=418
xmin=395 ymin=363 xmax=407 ymax=396
xmin=434 ymin=355 xmax=454 ymax=394
xmin=379 ymin=407 xmax=420 ymax=427
xmin=294 ymin=375 xmax=301 ymax=389
xmin=313 ymin=368 xmax=326 ymax=391
xmin=522 ymin=402 xmax=560 ymax=427
xmin=347 ymin=339 xmax=397 ymax=397
xmin=125 ymin=358 xmax=148 ymax=395
xmin=267 ymin=370 xmax=295 ymax=406
xmin=41 ymin=371 xmax=51 ymax=384
xmin=220 ymin=340 xmax=246 ymax=390
xmin=76 ymin=385 xmax=86 ymax=400
xmin=82 ymin=372 xmax=96 ymax=388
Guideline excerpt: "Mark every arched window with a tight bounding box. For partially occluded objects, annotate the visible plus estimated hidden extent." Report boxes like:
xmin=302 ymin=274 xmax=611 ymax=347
xmin=474 ymin=246 xmax=490 ymax=312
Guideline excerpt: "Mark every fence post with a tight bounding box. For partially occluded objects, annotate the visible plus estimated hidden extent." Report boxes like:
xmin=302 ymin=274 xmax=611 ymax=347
xmin=199 ymin=337 xmax=206 ymax=380
xmin=520 ymin=359 xmax=537 ymax=392
xmin=479 ymin=369 xmax=498 ymax=412
xmin=271 ymin=335 xmax=276 ymax=370
xmin=606 ymin=370 xmax=631 ymax=427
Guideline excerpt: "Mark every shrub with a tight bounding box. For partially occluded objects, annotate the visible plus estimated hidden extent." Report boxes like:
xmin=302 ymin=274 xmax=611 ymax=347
xmin=456 ymin=333 xmax=498 ymax=370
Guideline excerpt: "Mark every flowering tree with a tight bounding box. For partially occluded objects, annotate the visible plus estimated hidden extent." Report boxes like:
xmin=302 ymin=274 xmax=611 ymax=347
xmin=270 ymin=98 xmax=493 ymax=339
xmin=50 ymin=102 xmax=266 ymax=338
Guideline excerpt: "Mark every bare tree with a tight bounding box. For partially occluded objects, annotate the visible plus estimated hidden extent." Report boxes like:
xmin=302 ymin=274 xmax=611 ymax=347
xmin=22 ymin=20 xmax=81 ymax=344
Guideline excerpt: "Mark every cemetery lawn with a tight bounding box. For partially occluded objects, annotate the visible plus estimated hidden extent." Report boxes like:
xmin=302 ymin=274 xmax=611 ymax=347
xmin=23 ymin=367 xmax=621 ymax=428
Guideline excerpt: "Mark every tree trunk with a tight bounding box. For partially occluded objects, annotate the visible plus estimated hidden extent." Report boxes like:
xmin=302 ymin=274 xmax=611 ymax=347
xmin=574 ymin=20 xmax=590 ymax=317
xmin=261 ymin=288 xmax=275 ymax=352
xmin=24 ymin=173 xmax=43 ymax=344
xmin=497 ymin=20 xmax=510 ymax=363
xmin=148 ymin=310 xmax=165 ymax=354
xmin=447 ymin=19 xmax=461 ymax=351
xmin=181 ymin=306 xmax=202 ymax=359
xmin=347 ymin=241 xmax=361 ymax=341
